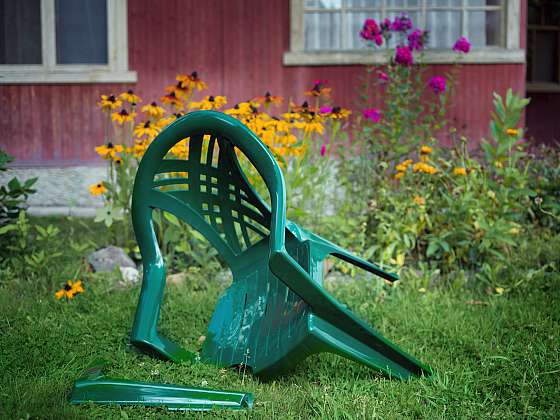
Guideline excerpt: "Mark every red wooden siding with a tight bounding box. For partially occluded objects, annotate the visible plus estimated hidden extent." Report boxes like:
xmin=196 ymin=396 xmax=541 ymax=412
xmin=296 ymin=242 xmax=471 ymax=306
xmin=0 ymin=0 xmax=527 ymax=165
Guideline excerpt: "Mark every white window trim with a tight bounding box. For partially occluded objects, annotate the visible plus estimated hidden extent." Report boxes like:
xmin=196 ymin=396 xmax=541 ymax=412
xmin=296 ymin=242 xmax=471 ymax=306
xmin=284 ymin=0 xmax=524 ymax=66
xmin=0 ymin=0 xmax=137 ymax=84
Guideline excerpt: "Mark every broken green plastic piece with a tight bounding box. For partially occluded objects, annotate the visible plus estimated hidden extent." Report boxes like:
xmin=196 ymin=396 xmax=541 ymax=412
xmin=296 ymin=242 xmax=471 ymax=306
xmin=69 ymin=361 xmax=253 ymax=411
xmin=130 ymin=110 xmax=432 ymax=380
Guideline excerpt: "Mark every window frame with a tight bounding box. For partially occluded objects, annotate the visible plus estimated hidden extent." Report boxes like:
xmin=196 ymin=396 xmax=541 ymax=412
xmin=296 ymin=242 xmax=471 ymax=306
xmin=0 ymin=0 xmax=137 ymax=84
xmin=284 ymin=0 xmax=524 ymax=66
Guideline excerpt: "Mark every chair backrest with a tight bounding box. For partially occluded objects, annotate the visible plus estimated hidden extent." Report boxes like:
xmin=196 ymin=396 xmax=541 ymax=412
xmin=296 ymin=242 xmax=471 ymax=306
xmin=132 ymin=111 xmax=287 ymax=268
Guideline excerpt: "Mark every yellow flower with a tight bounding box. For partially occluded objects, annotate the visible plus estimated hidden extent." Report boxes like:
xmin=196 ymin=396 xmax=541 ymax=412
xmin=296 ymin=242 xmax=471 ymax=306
xmin=130 ymin=139 xmax=150 ymax=159
xmin=305 ymin=80 xmax=331 ymax=98
xmin=453 ymin=167 xmax=467 ymax=176
xmin=118 ymin=89 xmax=141 ymax=104
xmin=252 ymin=92 xmax=284 ymax=107
xmin=495 ymin=287 xmax=505 ymax=295
xmin=95 ymin=142 xmax=124 ymax=159
xmin=155 ymin=115 xmax=177 ymax=130
xmin=170 ymin=139 xmax=190 ymax=159
xmin=189 ymin=95 xmax=227 ymax=111
xmin=89 ymin=182 xmax=107 ymax=196
xmin=413 ymin=162 xmax=438 ymax=174
xmin=97 ymin=94 xmax=122 ymax=111
xmin=494 ymin=161 xmax=504 ymax=169
xmin=141 ymin=102 xmax=166 ymax=119
xmin=134 ymin=120 xmax=160 ymax=139
xmin=111 ymin=109 xmax=137 ymax=125
xmin=113 ymin=156 xmax=123 ymax=165
xmin=394 ymin=172 xmax=405 ymax=180
xmin=413 ymin=195 xmax=425 ymax=207
xmin=161 ymin=91 xmax=184 ymax=109
xmin=395 ymin=164 xmax=408 ymax=172
xmin=506 ymin=128 xmax=519 ymax=136
xmin=55 ymin=280 xmax=84 ymax=300
xmin=179 ymin=71 xmax=208 ymax=91
xmin=420 ymin=145 xmax=433 ymax=155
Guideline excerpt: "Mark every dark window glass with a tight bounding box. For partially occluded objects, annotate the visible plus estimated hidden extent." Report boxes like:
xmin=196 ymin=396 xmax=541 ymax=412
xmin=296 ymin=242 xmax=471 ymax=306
xmin=55 ymin=0 xmax=107 ymax=64
xmin=0 ymin=0 xmax=42 ymax=64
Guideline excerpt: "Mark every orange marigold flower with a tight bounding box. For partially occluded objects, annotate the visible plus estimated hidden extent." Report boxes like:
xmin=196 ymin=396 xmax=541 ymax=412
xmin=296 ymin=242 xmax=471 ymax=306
xmin=420 ymin=145 xmax=433 ymax=154
xmin=394 ymin=172 xmax=405 ymax=180
xmin=453 ymin=167 xmax=467 ymax=176
xmin=413 ymin=195 xmax=425 ymax=207
xmin=506 ymin=128 xmax=519 ymax=136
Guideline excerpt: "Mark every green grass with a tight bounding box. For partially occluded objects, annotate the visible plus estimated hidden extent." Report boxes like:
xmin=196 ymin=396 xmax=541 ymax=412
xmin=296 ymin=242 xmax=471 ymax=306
xmin=1 ymin=218 xmax=559 ymax=419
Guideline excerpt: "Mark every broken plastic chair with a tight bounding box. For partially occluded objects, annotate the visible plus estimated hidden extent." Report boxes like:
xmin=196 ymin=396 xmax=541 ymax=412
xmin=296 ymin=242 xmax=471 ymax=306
xmin=70 ymin=360 xmax=253 ymax=411
xmin=130 ymin=110 xmax=432 ymax=379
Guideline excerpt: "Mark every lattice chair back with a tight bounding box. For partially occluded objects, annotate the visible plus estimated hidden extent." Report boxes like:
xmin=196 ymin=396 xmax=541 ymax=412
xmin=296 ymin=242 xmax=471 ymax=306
xmin=130 ymin=111 xmax=431 ymax=380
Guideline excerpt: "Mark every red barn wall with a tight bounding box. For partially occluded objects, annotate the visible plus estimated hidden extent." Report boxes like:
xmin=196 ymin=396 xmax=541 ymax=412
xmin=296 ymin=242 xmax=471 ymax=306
xmin=0 ymin=0 xmax=527 ymax=166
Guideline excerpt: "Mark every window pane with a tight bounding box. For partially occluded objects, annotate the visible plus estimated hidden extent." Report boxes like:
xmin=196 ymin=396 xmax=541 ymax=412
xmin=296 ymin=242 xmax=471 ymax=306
xmin=533 ymin=31 xmax=559 ymax=83
xmin=426 ymin=10 xmax=461 ymax=48
xmin=344 ymin=0 xmax=383 ymax=8
xmin=305 ymin=0 xmax=342 ymax=9
xmin=468 ymin=10 xmax=502 ymax=47
xmin=55 ymin=0 xmax=107 ymax=64
xmin=305 ymin=12 xmax=341 ymax=50
xmin=0 ymin=0 xmax=42 ymax=64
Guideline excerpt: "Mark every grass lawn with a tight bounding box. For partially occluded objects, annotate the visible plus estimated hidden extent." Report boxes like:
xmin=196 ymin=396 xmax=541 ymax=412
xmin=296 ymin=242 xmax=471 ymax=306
xmin=1 ymin=218 xmax=559 ymax=419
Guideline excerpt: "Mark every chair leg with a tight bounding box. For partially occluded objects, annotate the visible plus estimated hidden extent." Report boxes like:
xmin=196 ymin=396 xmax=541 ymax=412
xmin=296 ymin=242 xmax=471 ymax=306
xmin=307 ymin=314 xmax=431 ymax=380
xmin=131 ymin=207 xmax=195 ymax=362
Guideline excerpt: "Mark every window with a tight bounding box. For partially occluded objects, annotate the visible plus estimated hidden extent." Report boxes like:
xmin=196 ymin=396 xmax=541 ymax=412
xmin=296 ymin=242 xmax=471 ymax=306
xmin=0 ymin=0 xmax=136 ymax=83
xmin=285 ymin=0 xmax=524 ymax=65
xmin=527 ymin=0 xmax=560 ymax=92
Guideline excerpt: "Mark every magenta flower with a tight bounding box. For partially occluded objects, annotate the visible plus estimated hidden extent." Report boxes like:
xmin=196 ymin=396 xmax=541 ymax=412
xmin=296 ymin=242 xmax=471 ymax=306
xmin=381 ymin=18 xmax=392 ymax=32
xmin=395 ymin=45 xmax=413 ymax=66
xmin=407 ymin=29 xmax=426 ymax=51
xmin=320 ymin=143 xmax=327 ymax=157
xmin=392 ymin=14 xmax=413 ymax=33
xmin=428 ymin=76 xmax=446 ymax=95
xmin=319 ymin=106 xmax=333 ymax=114
xmin=363 ymin=108 xmax=381 ymax=123
xmin=453 ymin=36 xmax=471 ymax=53
xmin=360 ymin=18 xmax=381 ymax=42
xmin=378 ymin=71 xmax=389 ymax=82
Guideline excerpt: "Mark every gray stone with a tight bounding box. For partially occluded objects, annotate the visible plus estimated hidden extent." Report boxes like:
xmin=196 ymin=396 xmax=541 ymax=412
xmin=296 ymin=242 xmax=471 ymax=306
xmin=119 ymin=266 xmax=141 ymax=285
xmin=87 ymin=246 xmax=136 ymax=273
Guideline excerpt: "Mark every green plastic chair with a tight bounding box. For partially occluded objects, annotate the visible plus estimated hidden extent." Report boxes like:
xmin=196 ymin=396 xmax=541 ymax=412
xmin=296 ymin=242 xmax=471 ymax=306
xmin=130 ymin=110 xmax=431 ymax=380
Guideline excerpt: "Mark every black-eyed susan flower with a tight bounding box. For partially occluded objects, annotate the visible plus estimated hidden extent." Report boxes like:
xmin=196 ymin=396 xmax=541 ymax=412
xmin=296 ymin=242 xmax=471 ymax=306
xmin=141 ymin=102 xmax=166 ymax=119
xmin=165 ymin=80 xmax=190 ymax=100
xmin=111 ymin=109 xmax=137 ymax=125
xmin=134 ymin=120 xmax=160 ymax=139
xmin=89 ymin=182 xmax=107 ymax=196
xmin=161 ymin=91 xmax=183 ymax=109
xmin=55 ymin=280 xmax=84 ymax=300
xmin=119 ymin=89 xmax=142 ymax=104
xmin=253 ymin=92 xmax=283 ymax=108
xmin=94 ymin=142 xmax=124 ymax=159
xmin=305 ymin=80 xmax=331 ymax=98
xmin=320 ymin=106 xmax=351 ymax=119
xmin=97 ymin=94 xmax=122 ymax=111
xmin=189 ymin=95 xmax=227 ymax=110
xmin=184 ymin=71 xmax=208 ymax=91
xmin=130 ymin=139 xmax=150 ymax=159
xmin=155 ymin=115 xmax=177 ymax=130
xmin=113 ymin=156 xmax=123 ymax=165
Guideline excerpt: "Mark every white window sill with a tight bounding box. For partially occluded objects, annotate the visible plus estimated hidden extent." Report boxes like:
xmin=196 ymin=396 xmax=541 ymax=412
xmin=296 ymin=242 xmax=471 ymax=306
xmin=0 ymin=68 xmax=138 ymax=84
xmin=283 ymin=48 xmax=526 ymax=66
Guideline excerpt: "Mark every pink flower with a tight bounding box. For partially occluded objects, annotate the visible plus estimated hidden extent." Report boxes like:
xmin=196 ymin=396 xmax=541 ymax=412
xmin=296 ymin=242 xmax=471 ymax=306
xmin=407 ymin=29 xmax=427 ymax=51
xmin=378 ymin=71 xmax=389 ymax=82
xmin=381 ymin=18 xmax=392 ymax=32
xmin=453 ymin=36 xmax=471 ymax=53
xmin=392 ymin=14 xmax=413 ymax=33
xmin=360 ymin=18 xmax=380 ymax=42
xmin=428 ymin=76 xmax=446 ymax=95
xmin=320 ymin=143 xmax=327 ymax=156
xmin=363 ymin=108 xmax=381 ymax=123
xmin=319 ymin=106 xmax=333 ymax=114
xmin=395 ymin=45 xmax=413 ymax=66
